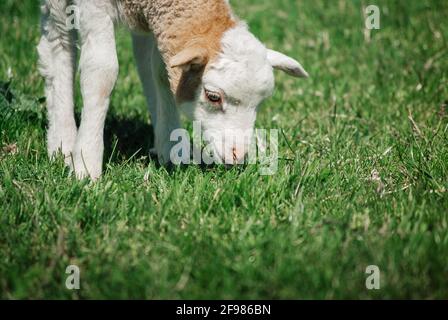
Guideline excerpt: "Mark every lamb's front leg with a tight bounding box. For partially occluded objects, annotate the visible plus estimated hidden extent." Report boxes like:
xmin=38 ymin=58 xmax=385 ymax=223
xmin=37 ymin=0 xmax=77 ymax=164
xmin=73 ymin=7 xmax=118 ymax=180
xmin=150 ymin=44 xmax=181 ymax=164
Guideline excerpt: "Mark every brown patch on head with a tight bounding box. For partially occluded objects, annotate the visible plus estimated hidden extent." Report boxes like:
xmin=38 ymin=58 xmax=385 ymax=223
xmin=166 ymin=0 xmax=237 ymax=103
xmin=168 ymin=1 xmax=236 ymax=58
xmin=170 ymin=46 xmax=209 ymax=70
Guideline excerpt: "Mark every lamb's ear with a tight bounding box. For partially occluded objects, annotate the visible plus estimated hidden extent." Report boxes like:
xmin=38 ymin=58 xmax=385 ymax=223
xmin=170 ymin=46 xmax=209 ymax=71
xmin=267 ymin=49 xmax=309 ymax=78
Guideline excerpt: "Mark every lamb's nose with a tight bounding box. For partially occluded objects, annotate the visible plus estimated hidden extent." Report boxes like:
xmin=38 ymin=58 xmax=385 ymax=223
xmin=228 ymin=147 xmax=246 ymax=164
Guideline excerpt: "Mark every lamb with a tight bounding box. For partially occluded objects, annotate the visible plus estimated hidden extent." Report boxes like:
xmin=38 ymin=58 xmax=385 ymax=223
xmin=38 ymin=0 xmax=308 ymax=180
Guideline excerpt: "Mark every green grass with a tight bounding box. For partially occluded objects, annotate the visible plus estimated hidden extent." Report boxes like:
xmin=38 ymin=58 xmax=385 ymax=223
xmin=1 ymin=0 xmax=448 ymax=299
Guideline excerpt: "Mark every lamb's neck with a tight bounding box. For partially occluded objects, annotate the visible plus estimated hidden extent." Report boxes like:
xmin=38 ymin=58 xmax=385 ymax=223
xmin=145 ymin=0 xmax=237 ymax=92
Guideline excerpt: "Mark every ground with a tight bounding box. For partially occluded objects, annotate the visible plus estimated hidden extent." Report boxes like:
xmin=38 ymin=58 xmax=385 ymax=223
xmin=0 ymin=0 xmax=447 ymax=299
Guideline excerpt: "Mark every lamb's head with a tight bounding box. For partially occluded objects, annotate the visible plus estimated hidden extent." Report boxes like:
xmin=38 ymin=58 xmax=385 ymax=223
xmin=171 ymin=24 xmax=308 ymax=164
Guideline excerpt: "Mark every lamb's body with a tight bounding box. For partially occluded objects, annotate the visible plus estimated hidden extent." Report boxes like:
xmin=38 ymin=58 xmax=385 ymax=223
xmin=38 ymin=0 xmax=308 ymax=179
xmin=118 ymin=0 xmax=236 ymax=97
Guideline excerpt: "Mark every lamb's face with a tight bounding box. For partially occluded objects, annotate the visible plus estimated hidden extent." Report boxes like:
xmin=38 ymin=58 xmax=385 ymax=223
xmin=174 ymin=25 xmax=308 ymax=164
xmin=182 ymin=50 xmax=275 ymax=164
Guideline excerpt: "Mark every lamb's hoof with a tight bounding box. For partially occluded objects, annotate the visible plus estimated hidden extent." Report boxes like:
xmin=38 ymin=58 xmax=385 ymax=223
xmin=149 ymin=147 xmax=158 ymax=159
xmin=71 ymin=155 xmax=102 ymax=181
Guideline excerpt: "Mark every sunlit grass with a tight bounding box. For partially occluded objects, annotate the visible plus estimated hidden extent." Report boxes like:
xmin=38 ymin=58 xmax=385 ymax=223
xmin=0 ymin=0 xmax=447 ymax=299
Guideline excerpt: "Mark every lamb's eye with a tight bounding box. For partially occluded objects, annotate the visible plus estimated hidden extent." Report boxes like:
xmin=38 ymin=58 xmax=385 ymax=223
xmin=205 ymin=90 xmax=223 ymax=105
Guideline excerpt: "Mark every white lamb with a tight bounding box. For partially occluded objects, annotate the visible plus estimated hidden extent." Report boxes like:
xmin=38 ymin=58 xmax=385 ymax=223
xmin=38 ymin=0 xmax=308 ymax=180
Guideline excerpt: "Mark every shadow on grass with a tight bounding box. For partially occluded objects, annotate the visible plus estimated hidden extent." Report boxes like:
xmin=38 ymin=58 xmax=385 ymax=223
xmin=104 ymin=113 xmax=154 ymax=165
xmin=103 ymin=114 xmax=253 ymax=174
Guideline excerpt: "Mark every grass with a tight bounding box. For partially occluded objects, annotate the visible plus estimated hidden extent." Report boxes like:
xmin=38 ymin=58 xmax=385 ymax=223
xmin=1 ymin=0 xmax=447 ymax=299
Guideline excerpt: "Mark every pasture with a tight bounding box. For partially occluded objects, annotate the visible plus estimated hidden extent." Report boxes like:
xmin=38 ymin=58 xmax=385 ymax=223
xmin=0 ymin=0 xmax=447 ymax=299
